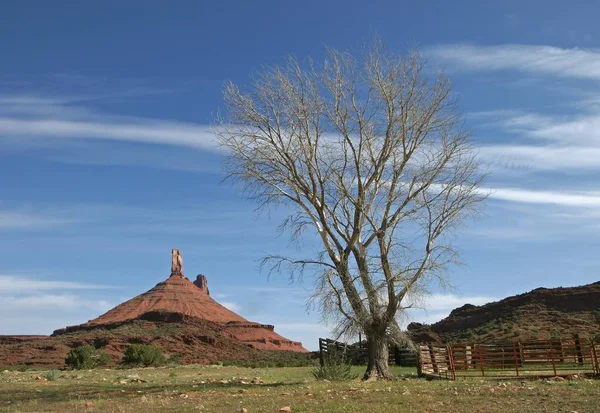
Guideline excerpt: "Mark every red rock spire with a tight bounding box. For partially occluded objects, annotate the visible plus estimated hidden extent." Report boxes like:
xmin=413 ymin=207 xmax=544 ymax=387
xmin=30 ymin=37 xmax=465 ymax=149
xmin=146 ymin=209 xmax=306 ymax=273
xmin=193 ymin=274 xmax=210 ymax=296
xmin=170 ymin=248 xmax=184 ymax=277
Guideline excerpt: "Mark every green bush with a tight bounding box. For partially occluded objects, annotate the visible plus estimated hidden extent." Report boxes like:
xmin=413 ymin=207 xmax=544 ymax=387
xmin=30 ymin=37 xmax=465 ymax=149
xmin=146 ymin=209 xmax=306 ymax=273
xmin=65 ymin=345 xmax=111 ymax=370
xmin=312 ymin=347 xmax=357 ymax=381
xmin=42 ymin=370 xmax=61 ymax=381
xmin=123 ymin=344 xmax=165 ymax=367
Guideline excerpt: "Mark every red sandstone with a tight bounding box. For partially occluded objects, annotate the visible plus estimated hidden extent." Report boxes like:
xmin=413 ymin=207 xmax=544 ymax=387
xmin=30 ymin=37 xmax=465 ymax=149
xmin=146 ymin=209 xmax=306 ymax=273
xmin=59 ymin=271 xmax=307 ymax=352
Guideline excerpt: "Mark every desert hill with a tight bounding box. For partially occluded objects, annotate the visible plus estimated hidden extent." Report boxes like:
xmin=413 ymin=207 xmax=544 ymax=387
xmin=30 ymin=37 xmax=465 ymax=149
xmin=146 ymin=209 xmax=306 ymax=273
xmin=408 ymin=281 xmax=600 ymax=343
xmin=0 ymin=311 xmax=310 ymax=368
xmin=81 ymin=274 xmax=247 ymax=326
xmin=0 ymin=250 xmax=308 ymax=368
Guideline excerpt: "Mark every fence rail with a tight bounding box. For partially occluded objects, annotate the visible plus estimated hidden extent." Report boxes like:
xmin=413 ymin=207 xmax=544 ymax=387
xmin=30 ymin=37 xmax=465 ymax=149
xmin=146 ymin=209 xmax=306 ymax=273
xmin=318 ymin=338 xmax=417 ymax=367
xmin=418 ymin=336 xmax=600 ymax=380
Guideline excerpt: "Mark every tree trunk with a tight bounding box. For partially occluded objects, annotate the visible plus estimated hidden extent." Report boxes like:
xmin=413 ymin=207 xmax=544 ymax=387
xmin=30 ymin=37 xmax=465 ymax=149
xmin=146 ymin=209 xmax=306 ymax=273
xmin=363 ymin=332 xmax=391 ymax=380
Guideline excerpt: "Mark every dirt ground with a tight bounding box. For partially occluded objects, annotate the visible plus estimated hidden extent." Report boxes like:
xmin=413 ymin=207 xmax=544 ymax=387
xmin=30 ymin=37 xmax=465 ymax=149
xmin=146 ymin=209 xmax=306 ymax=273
xmin=1 ymin=365 xmax=599 ymax=412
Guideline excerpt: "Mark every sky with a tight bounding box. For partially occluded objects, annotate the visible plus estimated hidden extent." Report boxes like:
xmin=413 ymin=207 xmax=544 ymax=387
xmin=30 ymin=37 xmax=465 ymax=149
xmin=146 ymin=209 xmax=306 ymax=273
xmin=1 ymin=0 xmax=600 ymax=350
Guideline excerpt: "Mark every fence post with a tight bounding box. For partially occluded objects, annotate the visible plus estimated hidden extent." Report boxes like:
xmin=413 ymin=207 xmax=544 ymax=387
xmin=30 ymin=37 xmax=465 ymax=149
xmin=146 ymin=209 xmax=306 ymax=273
xmin=428 ymin=344 xmax=439 ymax=374
xmin=319 ymin=338 xmax=325 ymax=367
xmin=575 ymin=334 xmax=584 ymax=366
xmin=517 ymin=341 xmax=524 ymax=367
xmin=558 ymin=340 xmax=565 ymax=363
xmin=548 ymin=340 xmax=557 ymax=376
xmin=590 ymin=338 xmax=600 ymax=375
xmin=477 ymin=345 xmax=485 ymax=377
xmin=512 ymin=342 xmax=520 ymax=377
xmin=447 ymin=345 xmax=456 ymax=380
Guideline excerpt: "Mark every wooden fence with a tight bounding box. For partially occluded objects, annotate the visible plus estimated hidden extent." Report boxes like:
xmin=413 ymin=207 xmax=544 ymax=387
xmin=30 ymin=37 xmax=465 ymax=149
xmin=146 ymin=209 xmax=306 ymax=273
xmin=318 ymin=338 xmax=417 ymax=367
xmin=418 ymin=337 xmax=600 ymax=380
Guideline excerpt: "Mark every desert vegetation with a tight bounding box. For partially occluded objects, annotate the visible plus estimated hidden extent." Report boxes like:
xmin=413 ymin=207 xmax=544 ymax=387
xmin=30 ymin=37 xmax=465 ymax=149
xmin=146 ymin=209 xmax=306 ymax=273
xmin=64 ymin=345 xmax=111 ymax=370
xmin=1 ymin=364 xmax=598 ymax=412
xmin=123 ymin=344 xmax=166 ymax=367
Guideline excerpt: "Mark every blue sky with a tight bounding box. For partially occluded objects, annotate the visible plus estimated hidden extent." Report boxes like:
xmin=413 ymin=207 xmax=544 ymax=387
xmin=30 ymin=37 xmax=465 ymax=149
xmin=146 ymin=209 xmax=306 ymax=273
xmin=2 ymin=1 xmax=600 ymax=350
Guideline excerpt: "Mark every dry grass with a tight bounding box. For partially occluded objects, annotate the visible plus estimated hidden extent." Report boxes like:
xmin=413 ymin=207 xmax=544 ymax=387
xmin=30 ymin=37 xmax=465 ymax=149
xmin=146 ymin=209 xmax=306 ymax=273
xmin=0 ymin=365 xmax=598 ymax=412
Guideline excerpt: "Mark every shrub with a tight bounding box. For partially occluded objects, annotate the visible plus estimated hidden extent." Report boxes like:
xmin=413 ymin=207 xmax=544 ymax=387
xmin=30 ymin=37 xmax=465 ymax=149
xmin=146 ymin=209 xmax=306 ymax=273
xmin=65 ymin=345 xmax=111 ymax=370
xmin=123 ymin=344 xmax=165 ymax=367
xmin=42 ymin=370 xmax=61 ymax=381
xmin=312 ymin=347 xmax=357 ymax=381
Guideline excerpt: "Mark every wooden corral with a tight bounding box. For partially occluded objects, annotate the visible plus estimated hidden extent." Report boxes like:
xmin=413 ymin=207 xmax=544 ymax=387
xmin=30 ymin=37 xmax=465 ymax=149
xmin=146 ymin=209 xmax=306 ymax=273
xmin=318 ymin=338 xmax=417 ymax=367
xmin=418 ymin=335 xmax=600 ymax=380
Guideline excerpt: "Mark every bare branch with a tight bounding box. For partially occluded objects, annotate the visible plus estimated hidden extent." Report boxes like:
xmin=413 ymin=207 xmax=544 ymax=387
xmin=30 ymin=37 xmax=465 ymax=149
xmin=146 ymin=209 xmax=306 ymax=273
xmin=215 ymin=40 xmax=486 ymax=380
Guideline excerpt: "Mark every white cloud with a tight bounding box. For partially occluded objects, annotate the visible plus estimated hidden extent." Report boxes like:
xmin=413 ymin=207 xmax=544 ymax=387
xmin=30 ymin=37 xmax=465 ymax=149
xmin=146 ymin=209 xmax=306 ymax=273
xmin=0 ymin=118 xmax=218 ymax=151
xmin=482 ymin=186 xmax=600 ymax=207
xmin=0 ymin=274 xmax=114 ymax=334
xmin=0 ymin=294 xmax=112 ymax=311
xmin=0 ymin=210 xmax=77 ymax=229
xmin=403 ymin=293 xmax=497 ymax=327
xmin=427 ymin=43 xmax=600 ymax=80
xmin=468 ymin=105 xmax=600 ymax=173
xmin=419 ymin=293 xmax=496 ymax=311
xmin=275 ymin=322 xmax=331 ymax=351
xmin=0 ymin=94 xmax=219 ymax=152
xmin=220 ymin=301 xmax=241 ymax=312
xmin=478 ymin=144 xmax=600 ymax=172
xmin=0 ymin=275 xmax=112 ymax=292
xmin=0 ymin=293 xmax=113 ymax=334
xmin=405 ymin=293 xmax=496 ymax=313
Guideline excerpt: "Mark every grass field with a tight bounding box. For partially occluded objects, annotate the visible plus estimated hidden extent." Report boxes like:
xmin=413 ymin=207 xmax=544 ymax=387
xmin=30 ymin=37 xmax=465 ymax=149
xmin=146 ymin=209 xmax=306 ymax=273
xmin=1 ymin=365 xmax=598 ymax=412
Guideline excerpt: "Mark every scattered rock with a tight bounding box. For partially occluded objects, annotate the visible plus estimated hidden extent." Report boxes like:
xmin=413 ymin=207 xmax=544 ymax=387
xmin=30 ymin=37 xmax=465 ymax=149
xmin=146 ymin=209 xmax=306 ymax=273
xmin=35 ymin=376 xmax=47 ymax=381
xmin=84 ymin=401 xmax=95 ymax=407
xmin=279 ymin=407 xmax=292 ymax=413
xmin=239 ymin=409 xmax=248 ymax=413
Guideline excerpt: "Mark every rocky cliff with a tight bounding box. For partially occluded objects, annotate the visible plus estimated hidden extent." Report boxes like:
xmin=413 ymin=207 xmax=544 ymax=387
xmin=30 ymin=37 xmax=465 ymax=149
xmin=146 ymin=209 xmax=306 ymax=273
xmin=408 ymin=281 xmax=600 ymax=343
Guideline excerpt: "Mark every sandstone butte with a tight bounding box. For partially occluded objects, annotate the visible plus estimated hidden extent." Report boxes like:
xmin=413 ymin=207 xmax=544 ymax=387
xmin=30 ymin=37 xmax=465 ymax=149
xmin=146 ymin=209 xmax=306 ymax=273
xmin=54 ymin=249 xmax=307 ymax=353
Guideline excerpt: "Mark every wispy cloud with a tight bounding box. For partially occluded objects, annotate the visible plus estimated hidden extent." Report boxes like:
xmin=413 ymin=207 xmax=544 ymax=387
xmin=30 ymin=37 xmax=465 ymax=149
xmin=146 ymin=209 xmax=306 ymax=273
xmin=0 ymin=95 xmax=218 ymax=151
xmin=403 ymin=293 xmax=497 ymax=327
xmin=271 ymin=322 xmax=330 ymax=350
xmin=0 ymin=294 xmax=112 ymax=311
xmin=0 ymin=291 xmax=114 ymax=334
xmin=0 ymin=274 xmax=114 ymax=334
xmin=478 ymin=144 xmax=600 ymax=172
xmin=427 ymin=43 xmax=600 ymax=80
xmin=483 ymin=187 xmax=600 ymax=207
xmin=220 ymin=301 xmax=241 ymax=312
xmin=0 ymin=275 xmax=113 ymax=292
xmin=0 ymin=209 xmax=77 ymax=229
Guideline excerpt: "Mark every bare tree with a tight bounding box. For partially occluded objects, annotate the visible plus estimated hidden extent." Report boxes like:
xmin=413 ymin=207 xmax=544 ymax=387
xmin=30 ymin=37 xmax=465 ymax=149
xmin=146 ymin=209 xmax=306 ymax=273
xmin=215 ymin=42 xmax=485 ymax=380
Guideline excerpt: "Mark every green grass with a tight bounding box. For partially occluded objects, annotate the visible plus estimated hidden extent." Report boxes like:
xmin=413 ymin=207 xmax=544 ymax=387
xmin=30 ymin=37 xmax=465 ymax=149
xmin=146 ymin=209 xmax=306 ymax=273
xmin=0 ymin=365 xmax=598 ymax=412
